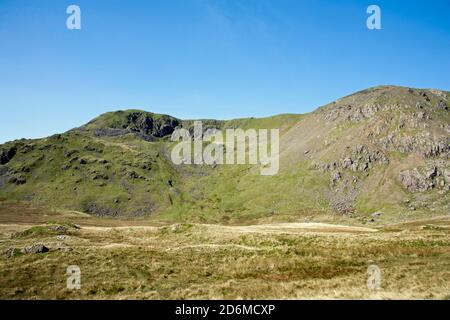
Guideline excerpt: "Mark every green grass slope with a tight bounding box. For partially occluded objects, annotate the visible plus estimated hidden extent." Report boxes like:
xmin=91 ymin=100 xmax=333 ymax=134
xmin=0 ymin=86 xmax=448 ymax=222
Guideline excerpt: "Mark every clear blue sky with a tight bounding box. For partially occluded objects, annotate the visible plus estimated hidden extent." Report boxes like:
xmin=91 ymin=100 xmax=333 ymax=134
xmin=1 ymin=0 xmax=449 ymax=143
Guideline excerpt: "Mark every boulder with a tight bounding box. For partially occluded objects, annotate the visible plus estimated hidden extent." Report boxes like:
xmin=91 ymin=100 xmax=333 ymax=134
xmin=22 ymin=243 xmax=49 ymax=254
xmin=371 ymin=211 xmax=382 ymax=218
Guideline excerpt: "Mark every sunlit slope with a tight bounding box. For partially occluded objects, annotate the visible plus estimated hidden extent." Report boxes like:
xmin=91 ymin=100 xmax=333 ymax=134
xmin=0 ymin=86 xmax=448 ymax=222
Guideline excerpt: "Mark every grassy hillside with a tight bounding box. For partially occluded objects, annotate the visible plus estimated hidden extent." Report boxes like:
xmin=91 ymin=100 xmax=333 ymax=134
xmin=0 ymin=86 xmax=449 ymax=223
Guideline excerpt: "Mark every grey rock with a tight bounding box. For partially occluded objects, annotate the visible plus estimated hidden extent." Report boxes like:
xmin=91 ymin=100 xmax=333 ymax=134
xmin=438 ymin=100 xmax=448 ymax=111
xmin=330 ymin=171 xmax=341 ymax=186
xmin=399 ymin=169 xmax=431 ymax=192
xmin=425 ymin=166 xmax=437 ymax=179
xmin=399 ymin=166 xmax=448 ymax=193
xmin=50 ymin=225 xmax=68 ymax=233
xmin=378 ymin=134 xmax=449 ymax=158
xmin=22 ymin=243 xmax=49 ymax=254
xmin=371 ymin=211 xmax=382 ymax=218
xmin=342 ymin=157 xmax=352 ymax=169
xmin=3 ymin=247 xmax=19 ymax=258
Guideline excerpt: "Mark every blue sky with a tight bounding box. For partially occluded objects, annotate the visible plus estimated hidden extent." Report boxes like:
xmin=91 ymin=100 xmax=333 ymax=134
xmin=0 ymin=0 xmax=449 ymax=143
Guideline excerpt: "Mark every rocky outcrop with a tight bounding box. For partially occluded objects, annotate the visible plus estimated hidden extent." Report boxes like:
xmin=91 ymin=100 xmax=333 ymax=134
xmin=399 ymin=169 xmax=433 ymax=192
xmin=378 ymin=134 xmax=449 ymax=158
xmin=89 ymin=111 xmax=181 ymax=140
xmin=0 ymin=146 xmax=17 ymax=165
xmin=327 ymin=179 xmax=359 ymax=214
xmin=122 ymin=112 xmax=180 ymax=137
xmin=94 ymin=127 xmax=131 ymax=138
xmin=437 ymin=100 xmax=449 ymax=111
xmin=323 ymin=104 xmax=386 ymax=122
xmin=330 ymin=171 xmax=341 ymax=186
xmin=344 ymin=145 xmax=389 ymax=170
xmin=22 ymin=243 xmax=49 ymax=254
xmin=399 ymin=166 xmax=449 ymax=192
xmin=313 ymin=145 xmax=389 ymax=173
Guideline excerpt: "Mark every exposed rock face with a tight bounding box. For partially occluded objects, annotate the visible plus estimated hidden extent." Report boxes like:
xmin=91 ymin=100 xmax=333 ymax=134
xmin=438 ymin=100 xmax=449 ymax=111
xmin=378 ymin=134 xmax=449 ymax=158
xmin=0 ymin=146 xmax=17 ymax=165
xmin=330 ymin=171 xmax=341 ymax=186
xmin=399 ymin=166 xmax=449 ymax=192
xmin=121 ymin=112 xmax=180 ymax=137
xmin=9 ymin=175 xmax=27 ymax=185
xmin=399 ymin=169 xmax=433 ymax=192
xmin=83 ymin=202 xmax=120 ymax=217
xmin=94 ymin=127 xmax=131 ymax=138
xmin=87 ymin=111 xmax=181 ymax=140
xmin=314 ymin=145 xmax=389 ymax=173
xmin=307 ymin=86 xmax=450 ymax=214
xmin=22 ymin=243 xmax=49 ymax=254
xmin=327 ymin=180 xmax=359 ymax=214
xmin=82 ymin=200 xmax=155 ymax=217
xmin=323 ymin=103 xmax=386 ymax=122
xmin=346 ymin=145 xmax=389 ymax=170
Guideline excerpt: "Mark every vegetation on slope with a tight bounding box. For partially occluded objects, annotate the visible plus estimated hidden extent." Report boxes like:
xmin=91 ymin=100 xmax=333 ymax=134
xmin=0 ymin=86 xmax=448 ymax=222
xmin=1 ymin=203 xmax=449 ymax=299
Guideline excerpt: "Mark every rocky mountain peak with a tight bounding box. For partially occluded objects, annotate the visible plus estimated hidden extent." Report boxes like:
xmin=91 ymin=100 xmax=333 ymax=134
xmin=80 ymin=109 xmax=181 ymax=141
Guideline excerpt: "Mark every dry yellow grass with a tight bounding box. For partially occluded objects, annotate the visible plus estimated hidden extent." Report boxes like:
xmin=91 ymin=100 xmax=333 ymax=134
xmin=0 ymin=202 xmax=449 ymax=300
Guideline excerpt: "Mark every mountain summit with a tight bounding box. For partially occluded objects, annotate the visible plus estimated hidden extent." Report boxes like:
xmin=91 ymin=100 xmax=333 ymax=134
xmin=1 ymin=86 xmax=449 ymax=222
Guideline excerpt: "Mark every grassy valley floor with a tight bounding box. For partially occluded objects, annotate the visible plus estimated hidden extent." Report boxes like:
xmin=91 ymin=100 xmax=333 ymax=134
xmin=0 ymin=202 xmax=449 ymax=299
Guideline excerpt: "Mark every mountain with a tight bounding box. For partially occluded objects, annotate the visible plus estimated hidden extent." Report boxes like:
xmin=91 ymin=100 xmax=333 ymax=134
xmin=0 ymin=86 xmax=449 ymax=223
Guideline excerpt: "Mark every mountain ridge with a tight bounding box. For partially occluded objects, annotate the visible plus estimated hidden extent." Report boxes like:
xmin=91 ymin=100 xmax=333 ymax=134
xmin=1 ymin=85 xmax=449 ymax=223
